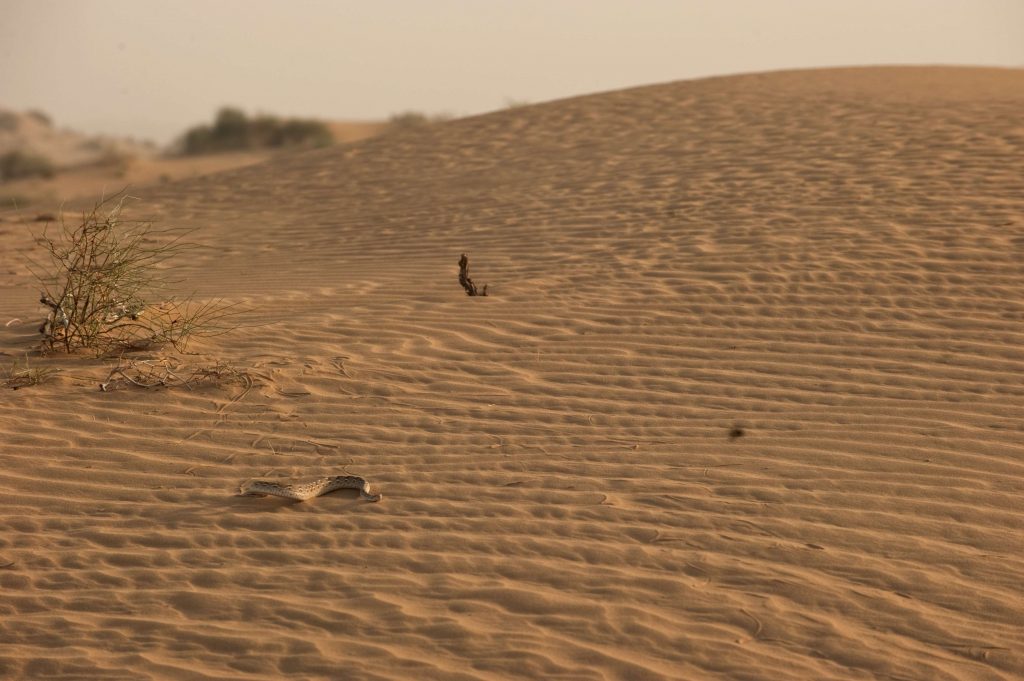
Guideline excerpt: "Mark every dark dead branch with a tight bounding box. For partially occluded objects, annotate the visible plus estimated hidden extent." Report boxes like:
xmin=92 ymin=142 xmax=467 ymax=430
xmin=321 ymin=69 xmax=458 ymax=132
xmin=458 ymin=253 xmax=488 ymax=296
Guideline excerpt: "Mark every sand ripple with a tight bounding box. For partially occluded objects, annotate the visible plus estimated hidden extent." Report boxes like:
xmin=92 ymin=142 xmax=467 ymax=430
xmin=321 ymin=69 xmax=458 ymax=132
xmin=1 ymin=66 xmax=1022 ymax=680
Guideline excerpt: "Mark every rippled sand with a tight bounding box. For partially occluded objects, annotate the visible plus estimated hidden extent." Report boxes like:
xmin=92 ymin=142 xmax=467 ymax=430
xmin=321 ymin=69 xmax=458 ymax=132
xmin=1 ymin=66 xmax=1022 ymax=680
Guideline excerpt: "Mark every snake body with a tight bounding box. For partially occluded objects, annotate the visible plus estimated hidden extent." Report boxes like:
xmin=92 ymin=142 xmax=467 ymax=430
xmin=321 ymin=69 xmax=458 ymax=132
xmin=240 ymin=475 xmax=381 ymax=502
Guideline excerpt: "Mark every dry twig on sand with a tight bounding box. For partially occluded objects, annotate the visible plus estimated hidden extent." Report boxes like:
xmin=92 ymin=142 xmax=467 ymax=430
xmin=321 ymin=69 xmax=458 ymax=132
xmin=458 ymin=253 xmax=488 ymax=296
xmin=99 ymin=356 xmax=253 ymax=393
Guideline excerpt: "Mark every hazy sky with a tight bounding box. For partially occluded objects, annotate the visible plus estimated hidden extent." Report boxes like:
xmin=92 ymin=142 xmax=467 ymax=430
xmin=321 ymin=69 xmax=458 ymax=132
xmin=2 ymin=0 xmax=1022 ymax=145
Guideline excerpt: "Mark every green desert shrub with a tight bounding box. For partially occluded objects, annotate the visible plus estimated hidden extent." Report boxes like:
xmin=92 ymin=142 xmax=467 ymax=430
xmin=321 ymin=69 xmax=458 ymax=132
xmin=178 ymin=107 xmax=333 ymax=155
xmin=387 ymin=111 xmax=453 ymax=132
xmin=0 ymin=150 xmax=56 ymax=181
xmin=276 ymin=118 xmax=333 ymax=147
xmin=29 ymin=192 xmax=239 ymax=354
xmin=388 ymin=111 xmax=430 ymax=129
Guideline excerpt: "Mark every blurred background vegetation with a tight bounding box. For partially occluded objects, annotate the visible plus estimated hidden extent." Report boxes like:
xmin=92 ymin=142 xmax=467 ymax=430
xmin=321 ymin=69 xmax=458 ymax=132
xmin=0 ymin=149 xmax=56 ymax=181
xmin=176 ymin=107 xmax=334 ymax=155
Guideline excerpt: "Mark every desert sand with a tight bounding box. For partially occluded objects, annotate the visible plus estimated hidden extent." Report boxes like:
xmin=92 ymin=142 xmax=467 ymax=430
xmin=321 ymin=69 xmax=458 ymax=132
xmin=0 ymin=66 xmax=1022 ymax=680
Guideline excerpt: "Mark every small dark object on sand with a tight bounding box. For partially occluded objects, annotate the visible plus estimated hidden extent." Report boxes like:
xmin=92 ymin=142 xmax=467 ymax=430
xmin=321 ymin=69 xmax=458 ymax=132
xmin=729 ymin=426 xmax=745 ymax=439
xmin=458 ymin=253 xmax=488 ymax=296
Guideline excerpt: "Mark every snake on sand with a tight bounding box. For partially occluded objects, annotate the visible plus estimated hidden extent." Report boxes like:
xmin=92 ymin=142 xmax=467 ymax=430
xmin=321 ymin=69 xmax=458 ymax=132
xmin=239 ymin=475 xmax=382 ymax=502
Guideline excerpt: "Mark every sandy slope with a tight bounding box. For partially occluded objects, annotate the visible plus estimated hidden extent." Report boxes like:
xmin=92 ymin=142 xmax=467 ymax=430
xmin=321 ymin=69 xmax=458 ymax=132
xmin=1 ymin=66 xmax=1022 ymax=680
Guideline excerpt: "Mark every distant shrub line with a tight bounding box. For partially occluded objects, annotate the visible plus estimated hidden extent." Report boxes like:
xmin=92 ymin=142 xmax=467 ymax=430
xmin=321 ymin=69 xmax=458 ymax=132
xmin=0 ymin=150 xmax=56 ymax=181
xmin=178 ymin=107 xmax=333 ymax=155
xmin=387 ymin=111 xmax=453 ymax=130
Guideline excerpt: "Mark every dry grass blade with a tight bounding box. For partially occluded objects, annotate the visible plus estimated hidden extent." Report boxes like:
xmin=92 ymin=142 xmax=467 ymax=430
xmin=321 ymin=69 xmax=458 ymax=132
xmin=2 ymin=357 xmax=58 ymax=390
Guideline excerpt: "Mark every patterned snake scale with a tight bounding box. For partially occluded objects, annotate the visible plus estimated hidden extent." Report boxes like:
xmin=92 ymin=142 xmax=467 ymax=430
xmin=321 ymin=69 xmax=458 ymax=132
xmin=240 ymin=475 xmax=382 ymax=502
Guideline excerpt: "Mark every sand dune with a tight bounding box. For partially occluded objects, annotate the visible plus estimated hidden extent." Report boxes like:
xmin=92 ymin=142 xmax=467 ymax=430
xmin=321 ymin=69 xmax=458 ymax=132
xmin=1 ymin=66 xmax=1022 ymax=680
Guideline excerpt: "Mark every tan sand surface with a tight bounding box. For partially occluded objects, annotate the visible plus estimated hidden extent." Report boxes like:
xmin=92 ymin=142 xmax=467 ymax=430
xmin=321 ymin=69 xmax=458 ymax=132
xmin=0 ymin=66 xmax=1022 ymax=680
xmin=0 ymin=150 xmax=273 ymax=210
